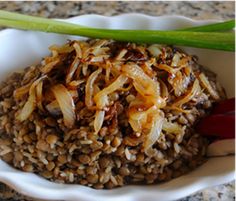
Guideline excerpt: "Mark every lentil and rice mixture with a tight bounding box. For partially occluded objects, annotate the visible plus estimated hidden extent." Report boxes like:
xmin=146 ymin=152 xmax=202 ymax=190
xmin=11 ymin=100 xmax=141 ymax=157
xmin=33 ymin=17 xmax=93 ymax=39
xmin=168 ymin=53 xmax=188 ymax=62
xmin=0 ymin=39 xmax=225 ymax=189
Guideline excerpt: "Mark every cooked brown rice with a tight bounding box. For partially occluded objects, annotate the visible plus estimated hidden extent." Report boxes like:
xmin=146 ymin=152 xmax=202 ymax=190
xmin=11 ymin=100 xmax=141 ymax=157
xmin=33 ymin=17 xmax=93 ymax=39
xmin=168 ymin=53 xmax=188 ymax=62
xmin=0 ymin=39 xmax=225 ymax=189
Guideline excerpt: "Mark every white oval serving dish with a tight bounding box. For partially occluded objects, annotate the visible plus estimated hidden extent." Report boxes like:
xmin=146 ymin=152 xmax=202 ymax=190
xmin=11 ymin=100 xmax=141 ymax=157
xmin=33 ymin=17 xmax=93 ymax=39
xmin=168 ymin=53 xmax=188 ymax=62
xmin=0 ymin=14 xmax=235 ymax=201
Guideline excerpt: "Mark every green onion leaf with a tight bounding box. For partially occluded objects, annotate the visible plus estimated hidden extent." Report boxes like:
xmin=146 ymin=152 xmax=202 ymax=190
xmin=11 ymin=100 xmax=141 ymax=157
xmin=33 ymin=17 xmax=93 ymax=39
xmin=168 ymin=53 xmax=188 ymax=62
xmin=180 ymin=20 xmax=235 ymax=32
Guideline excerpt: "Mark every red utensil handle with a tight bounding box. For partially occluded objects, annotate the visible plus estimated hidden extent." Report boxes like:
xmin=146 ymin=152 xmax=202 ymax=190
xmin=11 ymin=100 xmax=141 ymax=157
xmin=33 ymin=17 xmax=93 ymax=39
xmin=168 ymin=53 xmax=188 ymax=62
xmin=196 ymin=98 xmax=235 ymax=139
xmin=211 ymin=98 xmax=235 ymax=114
xmin=196 ymin=112 xmax=235 ymax=139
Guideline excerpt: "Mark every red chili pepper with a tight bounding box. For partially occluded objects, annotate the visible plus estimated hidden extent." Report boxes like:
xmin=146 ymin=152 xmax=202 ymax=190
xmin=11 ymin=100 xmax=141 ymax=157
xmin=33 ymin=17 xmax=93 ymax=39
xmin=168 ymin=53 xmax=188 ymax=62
xmin=196 ymin=98 xmax=235 ymax=139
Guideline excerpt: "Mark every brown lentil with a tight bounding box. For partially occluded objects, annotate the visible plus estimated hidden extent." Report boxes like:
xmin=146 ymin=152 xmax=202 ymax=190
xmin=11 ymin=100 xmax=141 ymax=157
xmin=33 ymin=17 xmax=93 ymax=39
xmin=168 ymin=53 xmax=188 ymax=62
xmin=78 ymin=155 xmax=91 ymax=164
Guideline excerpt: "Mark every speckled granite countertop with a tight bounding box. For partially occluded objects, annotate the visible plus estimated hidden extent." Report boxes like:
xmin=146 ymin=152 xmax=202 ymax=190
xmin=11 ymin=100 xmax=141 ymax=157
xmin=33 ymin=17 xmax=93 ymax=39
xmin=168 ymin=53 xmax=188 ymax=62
xmin=0 ymin=1 xmax=235 ymax=201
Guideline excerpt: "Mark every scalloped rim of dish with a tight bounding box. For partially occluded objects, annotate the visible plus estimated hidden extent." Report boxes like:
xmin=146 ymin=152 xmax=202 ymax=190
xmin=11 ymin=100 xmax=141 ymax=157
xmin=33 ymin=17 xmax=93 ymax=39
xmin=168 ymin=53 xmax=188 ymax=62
xmin=0 ymin=13 xmax=220 ymax=36
xmin=0 ymin=13 xmax=234 ymax=201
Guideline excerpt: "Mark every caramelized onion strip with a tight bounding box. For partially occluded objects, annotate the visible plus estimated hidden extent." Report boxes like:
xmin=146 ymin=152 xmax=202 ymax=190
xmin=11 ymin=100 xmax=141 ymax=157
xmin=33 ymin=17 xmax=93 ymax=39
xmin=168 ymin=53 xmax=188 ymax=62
xmin=85 ymin=68 xmax=102 ymax=108
xmin=17 ymin=76 xmax=46 ymax=121
xmin=94 ymin=110 xmax=105 ymax=134
xmin=94 ymin=75 xmax=128 ymax=109
xmin=144 ymin=111 xmax=164 ymax=153
xmin=122 ymin=64 xmax=165 ymax=107
xmin=51 ymin=84 xmax=76 ymax=128
xmin=198 ymin=73 xmax=220 ymax=100
xmin=173 ymin=79 xmax=201 ymax=107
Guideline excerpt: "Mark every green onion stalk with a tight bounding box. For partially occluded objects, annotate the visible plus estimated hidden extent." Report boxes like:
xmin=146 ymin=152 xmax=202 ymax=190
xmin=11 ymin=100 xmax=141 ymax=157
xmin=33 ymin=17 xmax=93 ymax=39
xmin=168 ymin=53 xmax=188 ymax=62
xmin=0 ymin=10 xmax=234 ymax=51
